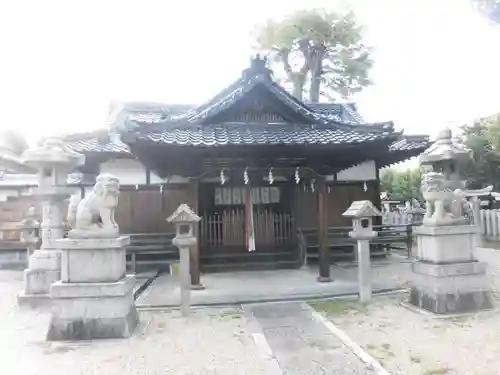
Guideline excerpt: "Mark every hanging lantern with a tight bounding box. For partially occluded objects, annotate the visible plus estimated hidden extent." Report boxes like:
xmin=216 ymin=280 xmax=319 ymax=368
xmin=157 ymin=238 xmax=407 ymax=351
xmin=294 ymin=167 xmax=300 ymax=184
xmin=135 ymin=184 xmax=139 ymax=190
xmin=363 ymin=181 xmax=368 ymax=192
xmin=160 ymin=185 xmax=163 ymax=193
xmin=328 ymin=186 xmax=331 ymax=193
xmin=268 ymin=167 xmax=274 ymax=185
xmin=220 ymin=168 xmax=227 ymax=185
xmin=311 ymin=178 xmax=316 ymax=193
xmin=244 ymin=167 xmax=250 ymax=185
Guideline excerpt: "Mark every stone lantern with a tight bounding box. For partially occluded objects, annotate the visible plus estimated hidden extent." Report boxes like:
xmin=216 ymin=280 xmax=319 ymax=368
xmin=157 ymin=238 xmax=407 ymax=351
xmin=18 ymin=138 xmax=85 ymax=306
xmin=19 ymin=206 xmax=40 ymax=258
xmin=410 ymin=128 xmax=494 ymax=314
xmin=419 ymin=128 xmax=470 ymax=190
xmin=167 ymin=204 xmax=201 ymax=316
xmin=342 ymin=200 xmax=381 ymax=303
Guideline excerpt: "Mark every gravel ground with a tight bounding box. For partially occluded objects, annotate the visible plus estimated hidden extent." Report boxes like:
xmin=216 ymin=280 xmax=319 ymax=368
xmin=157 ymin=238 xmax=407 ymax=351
xmin=313 ymin=247 xmax=500 ymax=375
xmin=0 ymin=271 xmax=280 ymax=375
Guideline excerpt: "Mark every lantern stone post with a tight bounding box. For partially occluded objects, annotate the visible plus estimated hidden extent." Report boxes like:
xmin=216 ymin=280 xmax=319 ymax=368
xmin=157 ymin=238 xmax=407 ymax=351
xmin=343 ymin=200 xmax=381 ymax=303
xmin=20 ymin=206 xmax=40 ymax=259
xmin=167 ymin=204 xmax=201 ymax=317
xmin=18 ymin=139 xmax=84 ymax=307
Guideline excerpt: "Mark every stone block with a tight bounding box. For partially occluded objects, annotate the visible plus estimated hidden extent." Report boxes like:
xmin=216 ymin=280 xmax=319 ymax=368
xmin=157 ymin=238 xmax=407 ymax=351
xmin=47 ymin=275 xmax=138 ymax=340
xmin=56 ymin=236 xmax=130 ymax=283
xmin=23 ymin=268 xmax=60 ymax=295
xmin=414 ymin=225 xmax=479 ymax=263
xmin=409 ymin=288 xmax=494 ymax=315
xmin=28 ymin=250 xmax=60 ymax=270
xmin=412 ymin=261 xmax=487 ymax=278
xmin=410 ymin=259 xmax=494 ymax=314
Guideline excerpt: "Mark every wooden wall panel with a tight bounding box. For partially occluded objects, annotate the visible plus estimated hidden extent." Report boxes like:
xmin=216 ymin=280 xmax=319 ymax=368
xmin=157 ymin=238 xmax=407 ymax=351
xmin=115 ymin=191 xmax=133 ymax=233
xmin=114 ymin=187 xmax=191 ymax=234
xmin=292 ymin=181 xmax=379 ymax=229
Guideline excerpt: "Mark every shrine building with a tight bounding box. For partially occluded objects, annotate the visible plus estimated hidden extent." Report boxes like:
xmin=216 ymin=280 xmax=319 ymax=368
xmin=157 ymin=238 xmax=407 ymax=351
xmin=61 ymin=56 xmax=429 ymax=282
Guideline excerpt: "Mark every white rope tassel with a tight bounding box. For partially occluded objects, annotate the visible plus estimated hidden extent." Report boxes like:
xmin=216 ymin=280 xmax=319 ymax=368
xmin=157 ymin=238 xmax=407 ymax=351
xmin=244 ymin=167 xmax=250 ymax=185
xmin=363 ymin=181 xmax=368 ymax=192
xmin=311 ymin=179 xmax=316 ymax=193
xmin=294 ymin=167 xmax=300 ymax=184
xmin=220 ymin=168 xmax=226 ymax=185
xmin=268 ymin=167 xmax=274 ymax=185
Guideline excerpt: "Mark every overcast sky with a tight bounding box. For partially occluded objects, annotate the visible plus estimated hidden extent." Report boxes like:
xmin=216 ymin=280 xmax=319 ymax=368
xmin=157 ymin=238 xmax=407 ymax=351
xmin=1 ymin=0 xmax=500 ymax=144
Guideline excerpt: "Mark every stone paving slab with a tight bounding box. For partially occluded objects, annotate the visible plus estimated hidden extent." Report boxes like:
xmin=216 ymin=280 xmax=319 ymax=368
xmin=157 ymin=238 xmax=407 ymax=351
xmin=246 ymin=302 xmax=376 ymax=375
xmin=136 ymin=262 xmax=409 ymax=308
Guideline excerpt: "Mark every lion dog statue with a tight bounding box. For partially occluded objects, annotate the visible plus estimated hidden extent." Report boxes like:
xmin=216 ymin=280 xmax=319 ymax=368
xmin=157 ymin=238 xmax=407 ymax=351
xmin=67 ymin=173 xmax=120 ymax=238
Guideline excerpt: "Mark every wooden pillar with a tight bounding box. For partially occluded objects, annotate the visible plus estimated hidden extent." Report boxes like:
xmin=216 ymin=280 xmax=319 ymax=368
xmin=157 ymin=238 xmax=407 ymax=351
xmin=317 ymin=177 xmax=332 ymax=282
xmin=373 ymin=163 xmax=382 ymax=226
xmin=188 ymin=178 xmax=204 ymax=289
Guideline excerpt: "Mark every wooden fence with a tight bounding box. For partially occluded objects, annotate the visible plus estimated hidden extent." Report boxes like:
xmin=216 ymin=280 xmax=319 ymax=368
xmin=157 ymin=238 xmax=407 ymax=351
xmin=480 ymin=209 xmax=500 ymax=240
xmin=382 ymin=210 xmax=411 ymax=225
xmin=200 ymin=208 xmax=295 ymax=250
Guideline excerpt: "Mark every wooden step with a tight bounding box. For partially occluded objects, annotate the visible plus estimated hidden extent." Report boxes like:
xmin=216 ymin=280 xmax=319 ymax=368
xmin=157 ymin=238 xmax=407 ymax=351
xmin=201 ymin=259 xmax=300 ymax=273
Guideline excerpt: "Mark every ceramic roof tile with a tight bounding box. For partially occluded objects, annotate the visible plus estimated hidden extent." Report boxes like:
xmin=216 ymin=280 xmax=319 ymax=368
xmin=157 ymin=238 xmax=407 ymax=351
xmin=136 ymin=124 xmax=393 ymax=146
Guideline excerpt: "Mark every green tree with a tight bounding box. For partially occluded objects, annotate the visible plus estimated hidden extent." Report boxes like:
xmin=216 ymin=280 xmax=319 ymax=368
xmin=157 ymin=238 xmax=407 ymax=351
xmin=471 ymin=0 xmax=500 ymax=23
xmin=460 ymin=113 xmax=500 ymax=189
xmin=253 ymin=8 xmax=372 ymax=102
xmin=380 ymin=167 xmax=424 ymax=202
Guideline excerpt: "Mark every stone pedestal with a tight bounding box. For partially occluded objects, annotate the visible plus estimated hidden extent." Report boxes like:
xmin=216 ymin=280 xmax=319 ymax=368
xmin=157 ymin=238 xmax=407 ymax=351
xmin=47 ymin=236 xmax=138 ymax=340
xmin=410 ymin=225 xmax=494 ymax=314
xmin=18 ymin=195 xmax=68 ymax=307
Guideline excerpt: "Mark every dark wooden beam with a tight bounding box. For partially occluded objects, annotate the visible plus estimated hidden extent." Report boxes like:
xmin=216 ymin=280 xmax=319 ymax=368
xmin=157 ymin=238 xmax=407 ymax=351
xmin=317 ymin=177 xmax=331 ymax=282
xmin=373 ymin=162 xmax=382 ymax=226
xmin=188 ymin=178 xmax=203 ymax=290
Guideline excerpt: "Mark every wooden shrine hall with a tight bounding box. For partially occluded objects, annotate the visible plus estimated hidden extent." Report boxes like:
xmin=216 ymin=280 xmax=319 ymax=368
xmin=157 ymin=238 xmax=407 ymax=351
xmin=63 ymin=56 xmax=429 ymax=283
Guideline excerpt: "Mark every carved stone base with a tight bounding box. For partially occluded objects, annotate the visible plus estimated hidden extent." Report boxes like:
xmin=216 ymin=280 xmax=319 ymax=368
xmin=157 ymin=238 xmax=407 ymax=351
xmin=413 ymin=225 xmax=480 ymax=263
xmin=55 ymin=236 xmax=130 ymax=283
xmin=23 ymin=268 xmax=60 ymax=295
xmin=410 ymin=261 xmax=494 ymax=314
xmin=17 ymin=291 xmax=52 ymax=308
xmin=68 ymin=228 xmax=120 ymax=239
xmin=46 ymin=275 xmax=138 ymax=341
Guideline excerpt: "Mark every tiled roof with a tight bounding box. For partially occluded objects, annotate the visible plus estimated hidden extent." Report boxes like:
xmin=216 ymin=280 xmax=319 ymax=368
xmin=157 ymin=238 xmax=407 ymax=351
xmin=134 ymin=124 xmax=395 ymax=146
xmin=61 ymin=57 xmax=430 ymax=166
xmin=124 ymin=56 xmax=393 ymax=134
xmin=389 ymin=135 xmax=430 ymax=152
xmin=65 ymin=133 xmax=130 ymax=154
xmin=307 ymin=103 xmax=364 ymax=123
xmin=63 ymin=127 xmax=429 ymax=156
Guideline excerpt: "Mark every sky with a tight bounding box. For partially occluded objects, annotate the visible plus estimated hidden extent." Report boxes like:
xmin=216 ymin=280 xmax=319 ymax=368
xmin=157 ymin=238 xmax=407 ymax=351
xmin=1 ymin=0 xmax=500 ymax=144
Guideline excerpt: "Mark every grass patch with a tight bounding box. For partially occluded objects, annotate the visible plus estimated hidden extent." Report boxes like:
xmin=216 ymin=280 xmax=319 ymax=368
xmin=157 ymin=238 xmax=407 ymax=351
xmin=310 ymin=300 xmax=350 ymax=315
xmin=362 ymin=343 xmax=395 ymax=360
xmin=423 ymin=368 xmax=451 ymax=375
xmin=310 ymin=299 xmax=369 ymax=316
xmin=209 ymin=308 xmax=243 ymax=321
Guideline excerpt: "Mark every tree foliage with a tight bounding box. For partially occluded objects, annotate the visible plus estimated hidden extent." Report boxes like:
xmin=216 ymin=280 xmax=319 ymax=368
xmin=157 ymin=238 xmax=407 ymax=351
xmin=472 ymin=0 xmax=500 ymax=23
xmin=460 ymin=113 xmax=500 ymax=189
xmin=380 ymin=167 xmax=424 ymax=202
xmin=253 ymin=8 xmax=372 ymax=102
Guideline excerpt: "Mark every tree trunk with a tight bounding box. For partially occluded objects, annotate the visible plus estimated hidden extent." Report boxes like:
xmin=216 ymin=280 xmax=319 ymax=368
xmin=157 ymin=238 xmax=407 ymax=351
xmin=291 ymin=73 xmax=306 ymax=101
xmin=307 ymin=47 xmax=325 ymax=104
xmin=309 ymin=70 xmax=321 ymax=103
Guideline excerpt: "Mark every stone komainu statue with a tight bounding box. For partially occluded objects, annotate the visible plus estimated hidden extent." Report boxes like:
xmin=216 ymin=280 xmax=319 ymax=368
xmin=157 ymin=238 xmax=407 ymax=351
xmin=420 ymin=172 xmax=470 ymax=226
xmin=67 ymin=174 xmax=120 ymax=238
